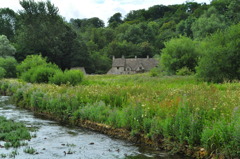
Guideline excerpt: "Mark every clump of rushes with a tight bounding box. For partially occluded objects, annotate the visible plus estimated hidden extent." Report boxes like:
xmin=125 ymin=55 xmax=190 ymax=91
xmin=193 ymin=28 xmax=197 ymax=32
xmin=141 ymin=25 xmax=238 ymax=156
xmin=24 ymin=147 xmax=37 ymax=154
xmin=0 ymin=75 xmax=240 ymax=158
xmin=0 ymin=116 xmax=31 ymax=148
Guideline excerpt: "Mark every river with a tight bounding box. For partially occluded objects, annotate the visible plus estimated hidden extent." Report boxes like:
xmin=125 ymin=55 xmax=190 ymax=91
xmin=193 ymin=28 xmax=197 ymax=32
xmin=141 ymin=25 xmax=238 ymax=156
xmin=0 ymin=96 xmax=190 ymax=159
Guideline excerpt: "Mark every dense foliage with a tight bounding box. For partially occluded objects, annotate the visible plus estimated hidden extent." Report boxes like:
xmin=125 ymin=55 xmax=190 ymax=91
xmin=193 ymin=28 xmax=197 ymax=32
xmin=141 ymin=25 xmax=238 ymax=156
xmin=160 ymin=36 xmax=199 ymax=75
xmin=0 ymin=35 xmax=15 ymax=57
xmin=196 ymin=23 xmax=240 ymax=82
xmin=0 ymin=0 xmax=239 ymax=77
xmin=0 ymin=57 xmax=18 ymax=78
xmin=17 ymin=55 xmax=84 ymax=85
xmin=49 ymin=69 xmax=84 ymax=86
xmin=0 ymin=67 xmax=5 ymax=79
xmin=17 ymin=55 xmax=59 ymax=82
xmin=0 ymin=75 xmax=239 ymax=158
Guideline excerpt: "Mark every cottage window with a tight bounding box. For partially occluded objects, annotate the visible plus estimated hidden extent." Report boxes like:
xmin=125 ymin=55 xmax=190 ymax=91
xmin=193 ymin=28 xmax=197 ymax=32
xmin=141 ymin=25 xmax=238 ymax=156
xmin=117 ymin=67 xmax=119 ymax=69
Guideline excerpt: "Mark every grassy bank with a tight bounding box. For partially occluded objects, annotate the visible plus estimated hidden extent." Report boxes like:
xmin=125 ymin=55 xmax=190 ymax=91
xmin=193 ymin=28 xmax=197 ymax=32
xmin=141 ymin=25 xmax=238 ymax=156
xmin=0 ymin=74 xmax=239 ymax=158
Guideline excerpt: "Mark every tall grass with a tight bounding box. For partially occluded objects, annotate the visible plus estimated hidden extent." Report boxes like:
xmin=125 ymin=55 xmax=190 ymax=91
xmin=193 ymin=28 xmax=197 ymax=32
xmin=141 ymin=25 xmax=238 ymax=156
xmin=0 ymin=75 xmax=239 ymax=157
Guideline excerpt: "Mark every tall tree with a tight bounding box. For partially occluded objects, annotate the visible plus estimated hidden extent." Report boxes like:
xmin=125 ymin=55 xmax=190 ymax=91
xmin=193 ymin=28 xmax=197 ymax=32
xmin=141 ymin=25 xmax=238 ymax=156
xmin=15 ymin=0 xmax=87 ymax=70
xmin=160 ymin=36 xmax=199 ymax=74
xmin=0 ymin=35 xmax=16 ymax=57
xmin=108 ymin=12 xmax=123 ymax=28
xmin=191 ymin=6 xmax=227 ymax=39
xmin=0 ymin=8 xmax=17 ymax=41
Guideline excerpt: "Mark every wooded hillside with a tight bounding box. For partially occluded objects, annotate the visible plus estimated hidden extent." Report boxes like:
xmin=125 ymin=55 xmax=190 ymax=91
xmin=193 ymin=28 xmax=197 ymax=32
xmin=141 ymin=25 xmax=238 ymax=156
xmin=0 ymin=0 xmax=239 ymax=76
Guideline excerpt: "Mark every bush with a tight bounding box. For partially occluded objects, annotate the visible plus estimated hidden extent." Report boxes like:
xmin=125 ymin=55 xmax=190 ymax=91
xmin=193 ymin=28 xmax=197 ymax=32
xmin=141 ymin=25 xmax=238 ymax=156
xmin=64 ymin=70 xmax=84 ymax=85
xmin=149 ymin=67 xmax=160 ymax=77
xmin=49 ymin=71 xmax=65 ymax=85
xmin=196 ymin=23 xmax=240 ymax=82
xmin=160 ymin=36 xmax=200 ymax=75
xmin=21 ymin=66 xmax=58 ymax=83
xmin=50 ymin=70 xmax=84 ymax=86
xmin=0 ymin=57 xmax=18 ymax=78
xmin=176 ymin=67 xmax=194 ymax=76
xmin=16 ymin=55 xmax=58 ymax=76
xmin=18 ymin=55 xmax=61 ymax=83
xmin=0 ymin=67 xmax=6 ymax=79
xmin=31 ymin=66 xmax=58 ymax=83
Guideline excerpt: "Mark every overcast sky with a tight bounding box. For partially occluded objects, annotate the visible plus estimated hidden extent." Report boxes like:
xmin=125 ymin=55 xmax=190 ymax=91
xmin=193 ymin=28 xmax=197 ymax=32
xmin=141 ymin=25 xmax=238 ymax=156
xmin=1 ymin=0 xmax=211 ymax=25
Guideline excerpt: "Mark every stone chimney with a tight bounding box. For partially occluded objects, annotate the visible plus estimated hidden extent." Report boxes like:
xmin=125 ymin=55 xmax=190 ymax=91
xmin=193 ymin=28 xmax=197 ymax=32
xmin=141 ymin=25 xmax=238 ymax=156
xmin=122 ymin=55 xmax=125 ymax=59
xmin=135 ymin=56 xmax=137 ymax=59
xmin=113 ymin=56 xmax=115 ymax=60
xmin=147 ymin=55 xmax=149 ymax=59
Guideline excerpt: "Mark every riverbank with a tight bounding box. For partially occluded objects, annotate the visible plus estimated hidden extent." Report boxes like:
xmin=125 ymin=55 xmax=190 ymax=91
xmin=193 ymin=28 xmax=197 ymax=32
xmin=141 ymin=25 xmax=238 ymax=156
xmin=1 ymin=96 xmax=171 ymax=159
xmin=0 ymin=75 xmax=239 ymax=158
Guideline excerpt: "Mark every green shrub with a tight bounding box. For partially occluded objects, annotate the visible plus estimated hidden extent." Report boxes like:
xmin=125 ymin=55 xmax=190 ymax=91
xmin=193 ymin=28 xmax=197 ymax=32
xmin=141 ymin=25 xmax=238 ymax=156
xmin=49 ymin=71 xmax=65 ymax=85
xmin=21 ymin=66 xmax=58 ymax=83
xmin=0 ymin=57 xmax=18 ymax=78
xmin=176 ymin=67 xmax=194 ymax=76
xmin=17 ymin=55 xmax=58 ymax=77
xmin=31 ymin=66 xmax=58 ymax=83
xmin=50 ymin=69 xmax=84 ymax=86
xmin=64 ymin=70 xmax=84 ymax=85
xmin=149 ymin=67 xmax=159 ymax=77
xmin=0 ymin=67 xmax=5 ymax=79
xmin=18 ymin=55 xmax=60 ymax=83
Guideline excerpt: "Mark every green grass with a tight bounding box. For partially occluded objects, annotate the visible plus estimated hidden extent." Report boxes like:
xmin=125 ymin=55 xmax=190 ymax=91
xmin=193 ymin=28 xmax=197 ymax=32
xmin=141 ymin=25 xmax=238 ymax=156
xmin=0 ymin=74 xmax=240 ymax=157
xmin=0 ymin=116 xmax=31 ymax=148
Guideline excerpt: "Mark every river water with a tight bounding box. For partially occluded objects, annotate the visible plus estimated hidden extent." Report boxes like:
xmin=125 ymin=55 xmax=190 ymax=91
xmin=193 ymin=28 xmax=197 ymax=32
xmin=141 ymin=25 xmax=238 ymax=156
xmin=0 ymin=96 xmax=190 ymax=159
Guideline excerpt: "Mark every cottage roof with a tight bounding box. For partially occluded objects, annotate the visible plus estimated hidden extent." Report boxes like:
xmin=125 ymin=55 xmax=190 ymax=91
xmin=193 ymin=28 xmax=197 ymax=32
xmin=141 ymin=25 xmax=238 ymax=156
xmin=126 ymin=58 xmax=158 ymax=71
xmin=111 ymin=56 xmax=158 ymax=71
xmin=139 ymin=58 xmax=159 ymax=71
xmin=112 ymin=58 xmax=125 ymax=67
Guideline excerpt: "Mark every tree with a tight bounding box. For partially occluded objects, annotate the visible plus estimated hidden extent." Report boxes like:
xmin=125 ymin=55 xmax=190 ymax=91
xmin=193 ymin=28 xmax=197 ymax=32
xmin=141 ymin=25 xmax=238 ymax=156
xmin=15 ymin=0 xmax=85 ymax=70
xmin=160 ymin=36 xmax=200 ymax=74
xmin=176 ymin=17 xmax=196 ymax=38
xmin=0 ymin=57 xmax=18 ymax=78
xmin=70 ymin=17 xmax=104 ymax=31
xmin=108 ymin=12 xmax=123 ymax=28
xmin=90 ymin=51 xmax=111 ymax=74
xmin=0 ymin=35 xmax=16 ymax=57
xmin=210 ymin=0 xmax=229 ymax=15
xmin=105 ymin=40 xmax=140 ymax=58
xmin=124 ymin=9 xmax=146 ymax=23
xmin=191 ymin=7 xmax=227 ymax=39
xmin=196 ymin=23 xmax=240 ymax=83
xmin=0 ymin=67 xmax=5 ymax=79
xmin=226 ymin=0 xmax=240 ymax=24
xmin=0 ymin=8 xmax=17 ymax=41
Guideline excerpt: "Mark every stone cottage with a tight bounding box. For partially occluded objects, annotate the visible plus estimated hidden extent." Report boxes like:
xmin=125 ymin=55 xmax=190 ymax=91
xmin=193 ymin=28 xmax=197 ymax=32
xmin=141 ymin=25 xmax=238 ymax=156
xmin=107 ymin=56 xmax=158 ymax=74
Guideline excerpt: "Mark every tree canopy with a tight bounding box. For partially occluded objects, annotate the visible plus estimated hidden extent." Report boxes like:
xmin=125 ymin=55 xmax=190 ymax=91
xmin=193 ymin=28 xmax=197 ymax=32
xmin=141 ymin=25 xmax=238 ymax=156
xmin=0 ymin=0 xmax=239 ymax=76
xmin=0 ymin=35 xmax=16 ymax=57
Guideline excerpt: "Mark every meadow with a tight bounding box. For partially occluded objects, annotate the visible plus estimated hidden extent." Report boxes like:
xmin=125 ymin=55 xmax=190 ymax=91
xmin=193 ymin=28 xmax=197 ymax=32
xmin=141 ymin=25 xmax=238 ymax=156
xmin=0 ymin=74 xmax=239 ymax=158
